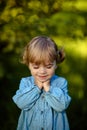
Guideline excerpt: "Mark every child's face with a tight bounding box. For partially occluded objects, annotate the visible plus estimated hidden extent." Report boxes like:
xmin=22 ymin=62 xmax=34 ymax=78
xmin=29 ymin=61 xmax=57 ymax=83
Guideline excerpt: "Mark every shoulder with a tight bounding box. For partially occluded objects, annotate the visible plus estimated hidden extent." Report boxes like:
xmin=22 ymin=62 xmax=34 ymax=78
xmin=51 ymin=75 xmax=68 ymax=87
xmin=21 ymin=76 xmax=34 ymax=83
xmin=19 ymin=76 xmax=34 ymax=88
xmin=51 ymin=75 xmax=67 ymax=82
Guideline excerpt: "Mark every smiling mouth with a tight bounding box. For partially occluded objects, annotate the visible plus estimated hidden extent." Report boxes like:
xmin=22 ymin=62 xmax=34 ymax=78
xmin=38 ymin=75 xmax=47 ymax=78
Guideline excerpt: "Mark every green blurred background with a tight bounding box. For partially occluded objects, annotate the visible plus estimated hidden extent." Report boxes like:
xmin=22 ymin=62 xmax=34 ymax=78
xmin=0 ymin=0 xmax=87 ymax=129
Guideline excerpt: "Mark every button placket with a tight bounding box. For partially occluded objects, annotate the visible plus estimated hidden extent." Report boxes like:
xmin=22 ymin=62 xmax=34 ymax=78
xmin=41 ymin=95 xmax=45 ymax=99
xmin=41 ymin=94 xmax=44 ymax=114
xmin=41 ymin=110 xmax=43 ymax=114
xmin=40 ymin=93 xmax=45 ymax=128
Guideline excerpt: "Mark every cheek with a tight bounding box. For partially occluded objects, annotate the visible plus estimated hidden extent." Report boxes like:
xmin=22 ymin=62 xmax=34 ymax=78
xmin=30 ymin=69 xmax=36 ymax=75
xmin=29 ymin=68 xmax=35 ymax=75
xmin=49 ymin=69 xmax=55 ymax=75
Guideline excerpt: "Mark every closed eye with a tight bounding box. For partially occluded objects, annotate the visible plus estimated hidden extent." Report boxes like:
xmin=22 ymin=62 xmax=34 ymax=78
xmin=46 ymin=64 xmax=53 ymax=69
xmin=32 ymin=64 xmax=39 ymax=69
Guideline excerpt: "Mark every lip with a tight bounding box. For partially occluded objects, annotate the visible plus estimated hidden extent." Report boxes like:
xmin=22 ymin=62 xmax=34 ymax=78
xmin=38 ymin=75 xmax=48 ymax=79
xmin=37 ymin=75 xmax=49 ymax=82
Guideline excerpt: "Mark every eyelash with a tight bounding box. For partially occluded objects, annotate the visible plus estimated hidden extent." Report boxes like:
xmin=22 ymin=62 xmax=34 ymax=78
xmin=33 ymin=66 xmax=39 ymax=69
xmin=33 ymin=65 xmax=53 ymax=69
xmin=46 ymin=65 xmax=53 ymax=69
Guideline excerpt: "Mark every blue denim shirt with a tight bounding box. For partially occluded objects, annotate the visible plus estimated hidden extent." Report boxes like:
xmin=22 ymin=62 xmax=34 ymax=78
xmin=12 ymin=75 xmax=71 ymax=130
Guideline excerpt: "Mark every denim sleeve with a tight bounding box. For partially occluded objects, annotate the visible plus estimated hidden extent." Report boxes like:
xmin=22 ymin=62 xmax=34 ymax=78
xmin=45 ymin=78 xmax=71 ymax=112
xmin=12 ymin=78 xmax=41 ymax=110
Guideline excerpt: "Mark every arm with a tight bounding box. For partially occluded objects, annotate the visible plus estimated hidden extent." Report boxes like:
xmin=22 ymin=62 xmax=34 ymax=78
xmin=45 ymin=78 xmax=71 ymax=112
xmin=12 ymin=78 xmax=41 ymax=110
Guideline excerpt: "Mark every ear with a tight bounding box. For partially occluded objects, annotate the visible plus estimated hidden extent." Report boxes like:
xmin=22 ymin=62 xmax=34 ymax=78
xmin=55 ymin=64 xmax=58 ymax=69
xmin=54 ymin=61 xmax=57 ymax=69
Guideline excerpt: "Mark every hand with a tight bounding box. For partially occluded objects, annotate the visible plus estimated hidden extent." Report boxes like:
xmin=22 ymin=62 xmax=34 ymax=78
xmin=35 ymin=80 xmax=43 ymax=89
xmin=42 ymin=80 xmax=50 ymax=92
xmin=35 ymin=79 xmax=50 ymax=91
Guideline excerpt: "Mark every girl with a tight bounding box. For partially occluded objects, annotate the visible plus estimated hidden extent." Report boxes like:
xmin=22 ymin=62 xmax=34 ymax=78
xmin=12 ymin=36 xmax=71 ymax=130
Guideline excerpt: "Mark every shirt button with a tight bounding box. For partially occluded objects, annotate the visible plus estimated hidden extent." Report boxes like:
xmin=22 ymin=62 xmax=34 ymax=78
xmin=41 ymin=111 xmax=43 ymax=114
xmin=41 ymin=95 xmax=44 ymax=99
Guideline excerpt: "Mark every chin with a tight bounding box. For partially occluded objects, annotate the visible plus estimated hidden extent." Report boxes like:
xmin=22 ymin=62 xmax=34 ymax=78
xmin=40 ymin=78 xmax=50 ymax=83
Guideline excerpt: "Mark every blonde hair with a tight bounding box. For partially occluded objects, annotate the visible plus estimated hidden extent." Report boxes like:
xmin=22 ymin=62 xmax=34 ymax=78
xmin=20 ymin=36 xmax=65 ymax=66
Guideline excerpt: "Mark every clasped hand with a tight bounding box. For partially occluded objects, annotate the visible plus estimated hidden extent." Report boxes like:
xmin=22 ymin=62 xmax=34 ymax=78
xmin=35 ymin=80 xmax=50 ymax=92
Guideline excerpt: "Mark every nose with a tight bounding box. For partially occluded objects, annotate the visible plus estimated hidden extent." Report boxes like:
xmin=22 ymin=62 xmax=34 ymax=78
xmin=39 ymin=67 xmax=46 ymax=74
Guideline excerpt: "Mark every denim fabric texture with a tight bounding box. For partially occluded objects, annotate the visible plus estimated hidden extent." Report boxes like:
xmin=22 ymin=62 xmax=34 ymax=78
xmin=12 ymin=75 xmax=71 ymax=130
